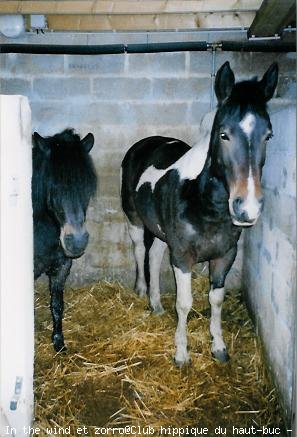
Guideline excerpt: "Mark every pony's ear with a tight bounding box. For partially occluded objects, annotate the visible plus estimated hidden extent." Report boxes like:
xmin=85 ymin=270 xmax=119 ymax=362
xmin=81 ymin=133 xmax=94 ymax=153
xmin=33 ymin=132 xmax=50 ymax=156
xmin=259 ymin=63 xmax=278 ymax=102
xmin=215 ymin=61 xmax=235 ymax=104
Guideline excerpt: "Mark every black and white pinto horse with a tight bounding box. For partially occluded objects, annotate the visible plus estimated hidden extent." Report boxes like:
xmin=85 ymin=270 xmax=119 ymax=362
xmin=33 ymin=129 xmax=97 ymax=351
xmin=121 ymin=62 xmax=278 ymax=366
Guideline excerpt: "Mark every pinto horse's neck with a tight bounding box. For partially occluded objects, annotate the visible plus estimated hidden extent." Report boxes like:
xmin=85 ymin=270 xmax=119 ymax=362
xmin=183 ymin=111 xmax=231 ymax=221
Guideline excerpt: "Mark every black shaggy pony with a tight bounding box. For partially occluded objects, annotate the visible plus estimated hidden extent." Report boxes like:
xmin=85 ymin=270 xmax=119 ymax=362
xmin=33 ymin=129 xmax=97 ymax=351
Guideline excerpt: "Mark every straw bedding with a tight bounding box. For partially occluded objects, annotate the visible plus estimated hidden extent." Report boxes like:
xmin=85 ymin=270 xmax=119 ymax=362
xmin=34 ymin=276 xmax=285 ymax=436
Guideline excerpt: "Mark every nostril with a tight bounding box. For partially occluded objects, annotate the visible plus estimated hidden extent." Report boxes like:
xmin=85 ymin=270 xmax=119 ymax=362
xmin=232 ymin=197 xmax=243 ymax=215
xmin=74 ymin=231 xmax=89 ymax=250
xmin=82 ymin=231 xmax=89 ymax=246
xmin=64 ymin=234 xmax=74 ymax=243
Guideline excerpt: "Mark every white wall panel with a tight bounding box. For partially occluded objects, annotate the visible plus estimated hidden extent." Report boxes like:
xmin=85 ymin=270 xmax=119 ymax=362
xmin=0 ymin=96 xmax=34 ymax=437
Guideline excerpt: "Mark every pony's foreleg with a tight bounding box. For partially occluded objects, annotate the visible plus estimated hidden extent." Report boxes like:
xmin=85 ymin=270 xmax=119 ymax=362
xmin=127 ymin=221 xmax=147 ymax=298
xmin=209 ymin=246 xmax=237 ymax=362
xmin=173 ymin=265 xmax=192 ymax=367
xmin=48 ymin=258 xmax=72 ymax=352
xmin=149 ymin=237 xmax=167 ymax=314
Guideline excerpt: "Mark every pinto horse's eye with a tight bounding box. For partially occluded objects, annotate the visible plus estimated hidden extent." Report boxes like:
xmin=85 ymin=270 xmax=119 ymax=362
xmin=265 ymin=133 xmax=273 ymax=141
xmin=220 ymin=132 xmax=230 ymax=141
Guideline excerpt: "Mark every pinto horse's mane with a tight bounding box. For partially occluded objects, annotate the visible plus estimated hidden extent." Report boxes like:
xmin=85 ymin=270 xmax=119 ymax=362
xmin=32 ymin=128 xmax=97 ymax=218
xmin=214 ymin=78 xmax=272 ymax=130
xmin=229 ymin=79 xmax=266 ymax=105
xmin=227 ymin=77 xmax=266 ymax=109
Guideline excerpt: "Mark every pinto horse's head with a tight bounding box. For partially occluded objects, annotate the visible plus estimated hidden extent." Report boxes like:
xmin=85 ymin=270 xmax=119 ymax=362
xmin=33 ymin=129 xmax=97 ymax=258
xmin=211 ymin=61 xmax=278 ymax=226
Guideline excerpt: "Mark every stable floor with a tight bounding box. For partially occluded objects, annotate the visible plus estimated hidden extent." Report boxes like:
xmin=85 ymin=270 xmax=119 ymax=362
xmin=34 ymin=277 xmax=285 ymax=436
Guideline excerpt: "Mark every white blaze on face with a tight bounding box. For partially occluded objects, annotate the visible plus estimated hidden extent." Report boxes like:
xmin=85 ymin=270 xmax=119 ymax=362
xmin=245 ymin=167 xmax=260 ymax=220
xmin=232 ymin=112 xmax=261 ymax=223
xmin=239 ymin=112 xmax=256 ymax=140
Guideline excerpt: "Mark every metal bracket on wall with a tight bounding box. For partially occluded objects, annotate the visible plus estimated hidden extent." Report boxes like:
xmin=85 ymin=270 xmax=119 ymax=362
xmin=9 ymin=376 xmax=23 ymax=411
xmin=248 ymin=35 xmax=281 ymax=41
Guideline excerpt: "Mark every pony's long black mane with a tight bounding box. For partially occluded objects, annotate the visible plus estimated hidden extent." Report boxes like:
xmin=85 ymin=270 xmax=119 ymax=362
xmin=32 ymin=129 xmax=97 ymax=218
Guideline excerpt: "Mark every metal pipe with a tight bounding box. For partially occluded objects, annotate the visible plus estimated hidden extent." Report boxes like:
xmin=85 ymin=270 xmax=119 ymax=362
xmin=221 ymin=40 xmax=295 ymax=52
xmin=126 ymin=41 xmax=208 ymax=53
xmin=210 ymin=48 xmax=216 ymax=111
xmin=0 ymin=39 xmax=295 ymax=55
xmin=0 ymin=43 xmax=125 ymax=55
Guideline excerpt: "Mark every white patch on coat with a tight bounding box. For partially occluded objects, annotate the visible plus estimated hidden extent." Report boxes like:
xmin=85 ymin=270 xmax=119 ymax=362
xmin=239 ymin=113 xmax=256 ymax=140
xmin=136 ymin=165 xmax=167 ymax=191
xmin=166 ymin=140 xmax=179 ymax=144
xmin=136 ymin=110 xmax=215 ymax=192
xmin=149 ymin=238 xmax=167 ymax=314
xmin=173 ymin=266 xmax=192 ymax=365
xmin=173 ymin=140 xmax=209 ymax=180
xmin=209 ymin=286 xmax=226 ymax=353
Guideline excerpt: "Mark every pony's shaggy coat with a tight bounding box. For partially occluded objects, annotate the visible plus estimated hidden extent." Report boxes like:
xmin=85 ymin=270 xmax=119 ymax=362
xmin=33 ymin=129 xmax=97 ymax=351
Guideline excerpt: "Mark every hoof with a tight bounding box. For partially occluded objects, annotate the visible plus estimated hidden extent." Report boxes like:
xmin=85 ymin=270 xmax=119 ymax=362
xmin=135 ymin=287 xmax=147 ymax=299
xmin=53 ymin=335 xmax=67 ymax=353
xmin=212 ymin=349 xmax=230 ymax=363
xmin=55 ymin=345 xmax=67 ymax=353
xmin=174 ymin=352 xmax=191 ymax=368
xmin=174 ymin=357 xmax=191 ymax=368
xmin=151 ymin=304 xmax=165 ymax=315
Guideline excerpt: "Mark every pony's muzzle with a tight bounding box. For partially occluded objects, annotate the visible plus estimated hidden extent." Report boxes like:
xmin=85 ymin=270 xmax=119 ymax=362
xmin=61 ymin=227 xmax=89 ymax=258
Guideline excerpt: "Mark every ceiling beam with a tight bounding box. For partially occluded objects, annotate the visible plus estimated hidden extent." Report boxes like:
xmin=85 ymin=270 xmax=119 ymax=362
xmin=248 ymin=0 xmax=296 ymax=38
xmin=0 ymin=0 xmax=261 ymax=15
xmin=46 ymin=12 xmax=255 ymax=31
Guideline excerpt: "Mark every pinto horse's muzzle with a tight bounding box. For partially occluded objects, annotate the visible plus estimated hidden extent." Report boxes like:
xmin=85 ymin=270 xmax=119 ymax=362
xmin=229 ymin=195 xmax=264 ymax=227
xmin=60 ymin=224 xmax=89 ymax=258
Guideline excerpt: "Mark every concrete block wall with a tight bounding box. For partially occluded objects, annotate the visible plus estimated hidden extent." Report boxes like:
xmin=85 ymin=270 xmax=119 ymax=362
xmin=242 ymin=106 xmax=296 ymax=419
xmin=0 ymin=42 xmax=295 ymax=293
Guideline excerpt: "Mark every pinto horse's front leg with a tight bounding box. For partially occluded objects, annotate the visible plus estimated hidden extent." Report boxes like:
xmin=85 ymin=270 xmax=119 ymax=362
xmin=173 ymin=265 xmax=193 ymax=367
xmin=48 ymin=258 xmax=72 ymax=352
xmin=209 ymin=246 xmax=237 ymax=362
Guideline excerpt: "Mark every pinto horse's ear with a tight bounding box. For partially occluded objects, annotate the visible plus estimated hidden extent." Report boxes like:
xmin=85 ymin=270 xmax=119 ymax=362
xmin=215 ymin=61 xmax=235 ymax=104
xmin=33 ymin=132 xmax=50 ymax=156
xmin=81 ymin=133 xmax=94 ymax=153
xmin=259 ymin=62 xmax=278 ymax=102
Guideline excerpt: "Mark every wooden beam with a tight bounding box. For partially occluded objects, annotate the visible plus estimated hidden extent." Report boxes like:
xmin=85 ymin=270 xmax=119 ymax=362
xmin=0 ymin=0 xmax=262 ymax=15
xmin=47 ymin=12 xmax=255 ymax=31
xmin=248 ymin=0 xmax=296 ymax=37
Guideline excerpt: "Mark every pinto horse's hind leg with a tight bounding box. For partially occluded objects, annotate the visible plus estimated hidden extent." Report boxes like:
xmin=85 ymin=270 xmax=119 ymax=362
xmin=148 ymin=237 xmax=167 ymax=314
xmin=48 ymin=258 xmax=72 ymax=352
xmin=126 ymin=220 xmax=147 ymax=298
xmin=209 ymin=246 xmax=237 ymax=362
